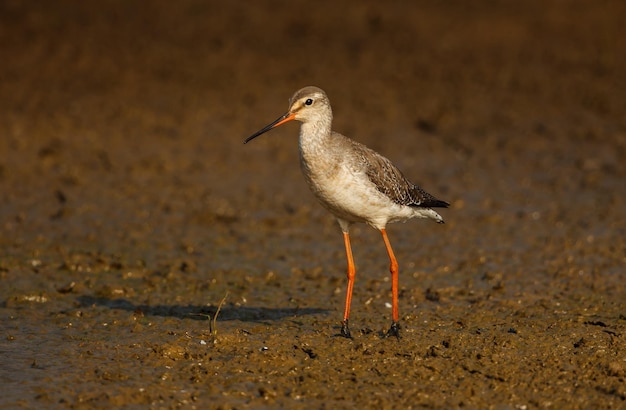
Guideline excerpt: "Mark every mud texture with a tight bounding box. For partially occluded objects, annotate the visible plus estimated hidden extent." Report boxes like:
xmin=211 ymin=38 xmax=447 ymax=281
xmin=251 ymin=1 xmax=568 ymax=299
xmin=1 ymin=1 xmax=625 ymax=409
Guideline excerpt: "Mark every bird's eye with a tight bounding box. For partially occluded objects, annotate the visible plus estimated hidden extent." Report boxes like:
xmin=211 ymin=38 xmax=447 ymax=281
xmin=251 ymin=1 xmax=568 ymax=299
xmin=305 ymin=98 xmax=313 ymax=106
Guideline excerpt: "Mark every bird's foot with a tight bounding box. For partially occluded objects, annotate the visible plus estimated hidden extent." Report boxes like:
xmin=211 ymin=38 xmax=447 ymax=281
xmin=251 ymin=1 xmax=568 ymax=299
xmin=385 ymin=321 xmax=401 ymax=339
xmin=340 ymin=320 xmax=353 ymax=339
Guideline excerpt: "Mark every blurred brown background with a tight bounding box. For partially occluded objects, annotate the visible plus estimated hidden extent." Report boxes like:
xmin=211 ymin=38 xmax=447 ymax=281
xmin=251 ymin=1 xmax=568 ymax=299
xmin=1 ymin=1 xmax=625 ymax=408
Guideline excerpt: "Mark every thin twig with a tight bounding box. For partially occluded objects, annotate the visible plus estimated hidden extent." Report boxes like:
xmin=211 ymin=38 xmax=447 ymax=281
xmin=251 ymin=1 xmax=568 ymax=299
xmin=210 ymin=291 xmax=229 ymax=339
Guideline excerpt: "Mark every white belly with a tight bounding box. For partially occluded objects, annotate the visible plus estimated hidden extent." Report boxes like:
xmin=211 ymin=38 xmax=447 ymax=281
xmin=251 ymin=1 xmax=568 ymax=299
xmin=303 ymin=160 xmax=417 ymax=229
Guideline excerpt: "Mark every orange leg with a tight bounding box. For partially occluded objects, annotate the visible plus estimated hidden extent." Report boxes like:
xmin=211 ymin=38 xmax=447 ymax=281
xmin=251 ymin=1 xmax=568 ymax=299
xmin=340 ymin=231 xmax=356 ymax=338
xmin=381 ymin=228 xmax=401 ymax=338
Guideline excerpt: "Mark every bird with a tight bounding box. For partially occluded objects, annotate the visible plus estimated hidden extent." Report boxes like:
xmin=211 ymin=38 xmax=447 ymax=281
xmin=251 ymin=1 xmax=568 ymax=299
xmin=244 ymin=86 xmax=449 ymax=338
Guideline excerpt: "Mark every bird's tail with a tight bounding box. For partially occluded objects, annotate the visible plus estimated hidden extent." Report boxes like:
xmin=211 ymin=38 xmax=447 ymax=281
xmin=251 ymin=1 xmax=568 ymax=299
xmin=424 ymin=199 xmax=450 ymax=208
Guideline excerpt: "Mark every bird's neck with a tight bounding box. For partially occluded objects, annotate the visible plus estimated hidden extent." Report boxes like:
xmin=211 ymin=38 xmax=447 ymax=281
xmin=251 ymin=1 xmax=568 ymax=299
xmin=298 ymin=115 xmax=333 ymax=157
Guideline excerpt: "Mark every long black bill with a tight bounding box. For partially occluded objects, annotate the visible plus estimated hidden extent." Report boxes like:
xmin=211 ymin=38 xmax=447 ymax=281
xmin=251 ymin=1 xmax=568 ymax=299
xmin=244 ymin=112 xmax=296 ymax=144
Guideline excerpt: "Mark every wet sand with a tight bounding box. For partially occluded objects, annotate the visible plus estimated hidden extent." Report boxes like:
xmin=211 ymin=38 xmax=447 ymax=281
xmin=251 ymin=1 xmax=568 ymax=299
xmin=1 ymin=1 xmax=625 ymax=408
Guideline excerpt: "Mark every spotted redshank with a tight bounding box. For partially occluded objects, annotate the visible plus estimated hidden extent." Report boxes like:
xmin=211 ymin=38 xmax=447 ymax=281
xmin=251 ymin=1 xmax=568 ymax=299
xmin=244 ymin=86 xmax=449 ymax=338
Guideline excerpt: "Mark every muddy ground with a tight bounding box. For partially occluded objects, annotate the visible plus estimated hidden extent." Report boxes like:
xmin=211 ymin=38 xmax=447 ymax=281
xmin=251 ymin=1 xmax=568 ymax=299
xmin=1 ymin=1 xmax=625 ymax=408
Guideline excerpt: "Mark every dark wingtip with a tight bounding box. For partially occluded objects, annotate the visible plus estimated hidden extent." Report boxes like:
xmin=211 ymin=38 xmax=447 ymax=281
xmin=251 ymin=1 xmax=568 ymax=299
xmin=424 ymin=199 xmax=450 ymax=208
